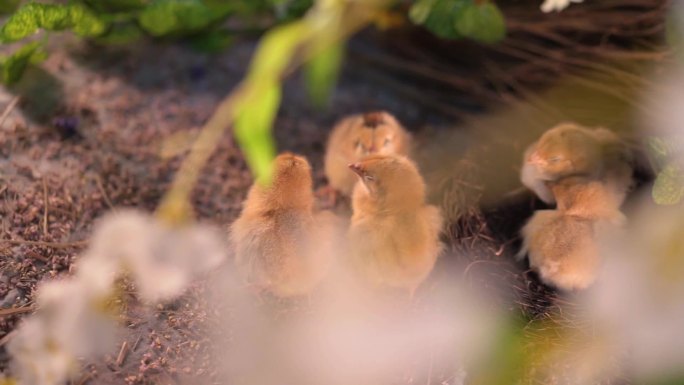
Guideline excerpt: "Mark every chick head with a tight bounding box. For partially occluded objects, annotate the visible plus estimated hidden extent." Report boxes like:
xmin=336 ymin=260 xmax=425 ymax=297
xmin=349 ymin=154 xmax=426 ymax=209
xmin=351 ymin=111 xmax=407 ymax=158
xmin=265 ymin=152 xmax=314 ymax=209
xmin=527 ymin=122 xmax=602 ymax=179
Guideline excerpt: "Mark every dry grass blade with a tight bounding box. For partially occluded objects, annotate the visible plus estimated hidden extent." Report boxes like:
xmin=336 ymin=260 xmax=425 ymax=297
xmin=0 ymin=305 xmax=36 ymax=317
xmin=0 ymin=239 xmax=88 ymax=248
xmin=0 ymin=96 xmax=20 ymax=129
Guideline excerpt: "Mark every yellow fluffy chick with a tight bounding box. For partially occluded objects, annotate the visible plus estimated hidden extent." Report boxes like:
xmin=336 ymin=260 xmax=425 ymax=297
xmin=518 ymin=177 xmax=625 ymax=291
xmin=230 ymin=153 xmax=340 ymax=298
xmin=348 ymin=154 xmax=442 ymax=296
xmin=324 ymin=111 xmax=412 ymax=199
xmin=521 ymin=122 xmax=633 ymax=205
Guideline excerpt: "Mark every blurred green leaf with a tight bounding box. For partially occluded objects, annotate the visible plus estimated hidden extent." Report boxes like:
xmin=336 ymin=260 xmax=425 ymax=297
xmin=639 ymin=375 xmax=684 ymax=385
xmin=94 ymin=22 xmax=144 ymax=45
xmin=305 ymin=41 xmax=344 ymax=107
xmin=137 ymin=0 xmax=227 ymax=37
xmin=0 ymin=41 xmax=46 ymax=85
xmin=409 ymin=0 xmax=436 ymax=24
xmin=234 ymin=82 xmax=281 ymax=185
xmin=648 ymin=136 xmax=673 ymax=169
xmin=235 ymin=21 xmax=310 ymax=182
xmin=653 ymin=163 xmax=684 ymax=206
xmin=470 ymin=319 xmax=527 ymax=385
xmin=271 ymin=0 xmax=314 ymax=20
xmin=188 ymin=29 xmax=233 ymax=53
xmin=0 ymin=2 xmax=107 ymax=43
xmin=249 ymin=21 xmax=311 ymax=81
xmin=83 ymin=0 xmax=148 ymax=13
xmin=411 ymin=0 xmax=468 ymax=39
xmin=0 ymin=0 xmax=20 ymax=15
xmin=409 ymin=0 xmax=506 ymax=43
xmin=454 ymin=2 xmax=506 ymax=44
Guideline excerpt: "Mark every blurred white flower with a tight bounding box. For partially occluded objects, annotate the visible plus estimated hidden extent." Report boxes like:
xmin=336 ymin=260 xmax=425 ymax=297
xmin=85 ymin=210 xmax=227 ymax=303
xmin=540 ymin=0 xmax=583 ymax=13
xmin=8 ymin=279 xmax=116 ymax=385
xmin=8 ymin=209 xmax=228 ymax=385
xmin=583 ymin=203 xmax=684 ymax=381
xmin=8 ymin=319 xmax=75 ymax=385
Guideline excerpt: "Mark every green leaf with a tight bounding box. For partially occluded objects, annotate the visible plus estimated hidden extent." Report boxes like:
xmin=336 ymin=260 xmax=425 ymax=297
xmin=417 ymin=0 xmax=469 ymax=39
xmin=234 ymin=82 xmax=281 ymax=185
xmin=0 ymin=41 xmax=46 ymax=85
xmin=409 ymin=0 xmax=436 ymax=25
xmin=304 ymin=41 xmax=344 ymax=107
xmin=0 ymin=3 xmax=107 ymax=43
xmin=69 ymin=3 xmax=111 ymax=37
xmin=653 ymin=163 xmax=684 ymax=205
xmin=83 ymin=0 xmax=148 ymax=13
xmin=137 ymin=0 xmax=227 ymax=37
xmin=0 ymin=0 xmax=20 ymax=15
xmin=248 ymin=21 xmax=311 ymax=81
xmin=408 ymin=0 xmax=506 ymax=43
xmin=188 ymin=30 xmax=233 ymax=53
xmin=648 ymin=136 xmax=673 ymax=170
xmin=454 ymin=2 xmax=506 ymax=44
xmin=271 ymin=0 xmax=314 ymax=20
xmin=233 ymin=20 xmax=310 ymax=184
xmin=94 ymin=22 xmax=143 ymax=45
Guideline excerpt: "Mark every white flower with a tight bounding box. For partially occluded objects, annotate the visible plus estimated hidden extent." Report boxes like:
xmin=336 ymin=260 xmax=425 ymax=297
xmin=8 ymin=209 xmax=228 ymax=385
xmin=8 ymin=318 xmax=75 ymax=385
xmin=86 ymin=210 xmax=227 ymax=303
xmin=540 ymin=0 xmax=584 ymax=13
xmin=582 ymin=204 xmax=684 ymax=381
xmin=8 ymin=279 xmax=116 ymax=385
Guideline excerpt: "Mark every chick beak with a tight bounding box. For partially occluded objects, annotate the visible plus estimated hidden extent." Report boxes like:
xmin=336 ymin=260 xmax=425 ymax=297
xmin=349 ymin=163 xmax=364 ymax=177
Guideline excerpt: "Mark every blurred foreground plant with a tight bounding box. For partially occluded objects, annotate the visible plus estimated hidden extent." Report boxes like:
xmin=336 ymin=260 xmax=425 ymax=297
xmin=5 ymin=210 xmax=227 ymax=385
xmin=156 ymin=0 xmax=393 ymax=223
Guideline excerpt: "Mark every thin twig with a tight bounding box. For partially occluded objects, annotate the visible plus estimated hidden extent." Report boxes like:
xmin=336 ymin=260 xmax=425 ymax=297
xmin=75 ymin=371 xmax=94 ymax=385
xmin=116 ymin=341 xmax=129 ymax=367
xmin=0 ymin=330 xmax=17 ymax=346
xmin=0 ymin=239 xmax=88 ymax=248
xmin=93 ymin=174 xmax=115 ymax=211
xmin=0 ymin=305 xmax=36 ymax=317
xmin=0 ymin=96 xmax=20 ymax=129
xmin=42 ymin=177 xmax=49 ymax=236
xmin=132 ymin=334 xmax=143 ymax=352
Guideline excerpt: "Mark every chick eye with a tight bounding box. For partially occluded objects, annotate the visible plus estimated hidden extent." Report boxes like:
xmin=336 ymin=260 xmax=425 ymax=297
xmin=364 ymin=175 xmax=375 ymax=181
xmin=549 ymin=156 xmax=562 ymax=163
xmin=383 ymin=138 xmax=391 ymax=147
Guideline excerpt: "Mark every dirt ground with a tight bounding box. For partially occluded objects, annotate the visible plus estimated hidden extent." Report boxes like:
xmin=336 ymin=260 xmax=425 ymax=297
xmin=0 ymin=27 xmax=651 ymax=384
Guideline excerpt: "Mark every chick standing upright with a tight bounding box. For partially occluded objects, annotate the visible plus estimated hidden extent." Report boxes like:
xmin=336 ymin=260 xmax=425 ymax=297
xmin=230 ymin=153 xmax=339 ymax=297
xmin=521 ymin=122 xmax=633 ymax=205
xmin=348 ymin=154 xmax=442 ymax=296
xmin=518 ymin=177 xmax=625 ymax=291
xmin=324 ymin=111 xmax=412 ymax=200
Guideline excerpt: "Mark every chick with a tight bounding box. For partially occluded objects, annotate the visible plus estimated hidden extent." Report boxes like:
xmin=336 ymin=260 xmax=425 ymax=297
xmin=521 ymin=122 xmax=633 ymax=205
xmin=518 ymin=210 xmax=600 ymax=291
xmin=550 ymin=176 xmax=626 ymax=225
xmin=323 ymin=111 xmax=412 ymax=201
xmin=230 ymin=153 xmax=340 ymax=298
xmin=518 ymin=177 xmax=625 ymax=291
xmin=347 ymin=154 xmax=442 ymax=296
